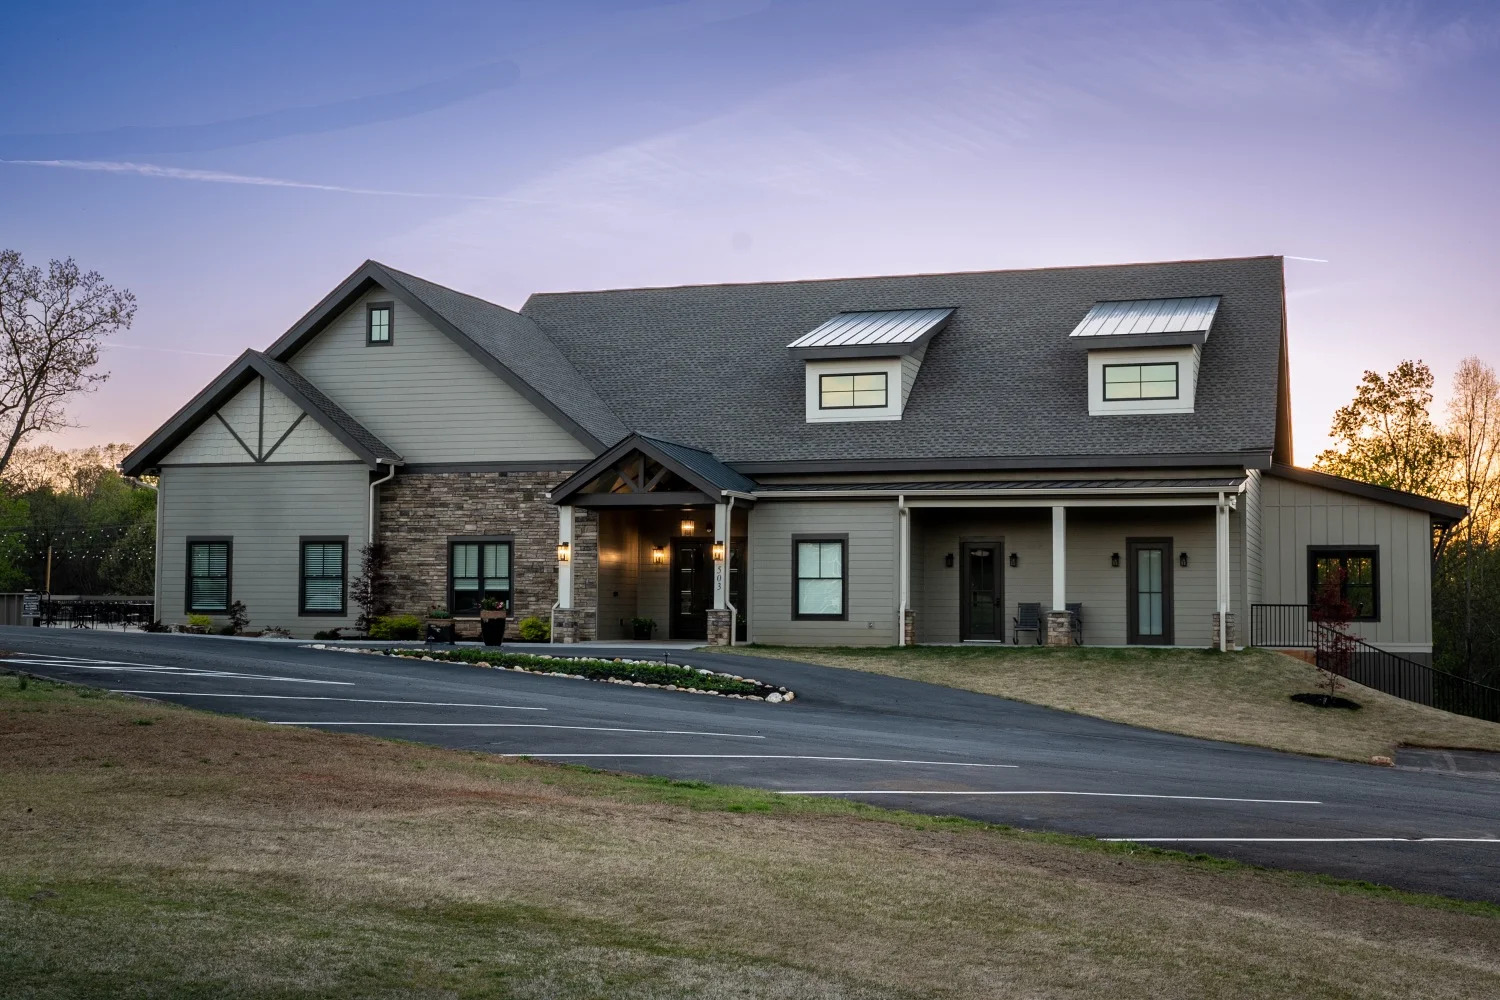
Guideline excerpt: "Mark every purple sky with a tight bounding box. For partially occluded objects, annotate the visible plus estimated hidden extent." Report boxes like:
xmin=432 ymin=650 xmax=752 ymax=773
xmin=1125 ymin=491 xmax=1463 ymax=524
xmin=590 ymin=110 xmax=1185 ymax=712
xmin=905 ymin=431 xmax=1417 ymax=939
xmin=2 ymin=0 xmax=1496 ymax=465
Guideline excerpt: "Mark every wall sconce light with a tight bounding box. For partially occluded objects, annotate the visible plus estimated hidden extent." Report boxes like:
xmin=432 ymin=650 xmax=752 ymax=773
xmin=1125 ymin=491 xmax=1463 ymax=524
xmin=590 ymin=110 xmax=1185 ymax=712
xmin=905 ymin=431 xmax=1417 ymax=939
xmin=712 ymin=541 xmax=726 ymax=562
xmin=680 ymin=519 xmax=695 ymax=535
xmin=1110 ymin=553 xmax=1120 ymax=568
xmin=1009 ymin=552 xmax=1019 ymax=568
xmin=944 ymin=553 xmax=954 ymax=568
xmin=556 ymin=541 xmax=571 ymax=563
xmin=650 ymin=546 xmax=667 ymax=565
xmin=1179 ymin=551 xmax=1189 ymax=568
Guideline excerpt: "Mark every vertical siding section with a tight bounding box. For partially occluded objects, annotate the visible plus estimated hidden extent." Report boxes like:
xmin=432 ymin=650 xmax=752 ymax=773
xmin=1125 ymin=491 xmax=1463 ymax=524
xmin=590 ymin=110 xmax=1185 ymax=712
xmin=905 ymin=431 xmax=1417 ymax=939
xmin=750 ymin=500 xmax=897 ymax=645
xmin=912 ymin=509 xmax=1050 ymax=643
xmin=157 ymin=464 xmax=369 ymax=635
xmin=1259 ymin=476 xmax=1432 ymax=648
xmin=290 ymin=287 xmax=596 ymax=463
xmin=597 ymin=511 xmax=640 ymax=640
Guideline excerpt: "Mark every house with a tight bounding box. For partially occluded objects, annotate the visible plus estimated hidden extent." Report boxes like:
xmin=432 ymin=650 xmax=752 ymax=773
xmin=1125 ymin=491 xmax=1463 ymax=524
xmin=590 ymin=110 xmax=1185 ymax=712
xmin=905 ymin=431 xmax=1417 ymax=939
xmin=121 ymin=256 xmax=1465 ymax=660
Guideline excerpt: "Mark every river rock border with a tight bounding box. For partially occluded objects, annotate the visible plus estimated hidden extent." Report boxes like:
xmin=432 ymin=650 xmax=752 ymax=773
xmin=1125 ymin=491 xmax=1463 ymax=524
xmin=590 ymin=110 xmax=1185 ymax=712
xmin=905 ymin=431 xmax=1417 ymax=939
xmin=305 ymin=644 xmax=796 ymax=704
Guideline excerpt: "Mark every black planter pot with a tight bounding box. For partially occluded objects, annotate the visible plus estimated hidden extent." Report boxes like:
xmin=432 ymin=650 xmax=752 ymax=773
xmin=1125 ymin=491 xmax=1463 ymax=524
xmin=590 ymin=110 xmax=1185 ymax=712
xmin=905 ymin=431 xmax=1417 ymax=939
xmin=481 ymin=616 xmax=506 ymax=647
xmin=631 ymin=624 xmax=654 ymax=640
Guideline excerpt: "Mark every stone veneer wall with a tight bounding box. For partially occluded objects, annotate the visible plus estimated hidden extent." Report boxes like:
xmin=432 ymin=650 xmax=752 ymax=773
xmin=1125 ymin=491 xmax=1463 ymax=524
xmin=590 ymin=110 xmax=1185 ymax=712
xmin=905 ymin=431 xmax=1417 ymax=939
xmin=377 ymin=471 xmax=597 ymax=641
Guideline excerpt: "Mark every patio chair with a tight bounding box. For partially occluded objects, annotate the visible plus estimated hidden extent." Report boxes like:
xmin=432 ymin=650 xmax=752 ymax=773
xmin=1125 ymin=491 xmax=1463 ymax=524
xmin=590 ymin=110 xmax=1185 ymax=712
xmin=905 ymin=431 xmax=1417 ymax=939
xmin=1067 ymin=602 xmax=1083 ymax=645
xmin=1012 ymin=602 xmax=1042 ymax=645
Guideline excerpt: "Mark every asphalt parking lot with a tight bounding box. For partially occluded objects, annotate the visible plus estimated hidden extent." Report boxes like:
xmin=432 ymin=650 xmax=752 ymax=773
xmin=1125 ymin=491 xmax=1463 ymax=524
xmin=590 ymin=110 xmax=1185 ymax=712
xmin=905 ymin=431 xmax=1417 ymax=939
xmin=3 ymin=627 xmax=1498 ymax=903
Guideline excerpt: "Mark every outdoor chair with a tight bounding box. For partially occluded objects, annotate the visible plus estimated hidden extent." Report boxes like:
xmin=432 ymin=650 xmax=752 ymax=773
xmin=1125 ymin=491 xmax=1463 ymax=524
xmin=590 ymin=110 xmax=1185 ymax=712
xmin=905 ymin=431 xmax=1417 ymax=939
xmin=1067 ymin=602 xmax=1083 ymax=645
xmin=1012 ymin=602 xmax=1042 ymax=644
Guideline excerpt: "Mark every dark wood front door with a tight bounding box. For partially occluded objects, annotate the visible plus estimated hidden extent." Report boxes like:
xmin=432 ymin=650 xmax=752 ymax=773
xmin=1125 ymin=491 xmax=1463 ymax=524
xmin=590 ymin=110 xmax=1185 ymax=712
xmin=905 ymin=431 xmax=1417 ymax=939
xmin=1127 ymin=537 xmax=1174 ymax=645
xmin=960 ymin=540 xmax=1003 ymax=640
xmin=670 ymin=538 xmax=712 ymax=640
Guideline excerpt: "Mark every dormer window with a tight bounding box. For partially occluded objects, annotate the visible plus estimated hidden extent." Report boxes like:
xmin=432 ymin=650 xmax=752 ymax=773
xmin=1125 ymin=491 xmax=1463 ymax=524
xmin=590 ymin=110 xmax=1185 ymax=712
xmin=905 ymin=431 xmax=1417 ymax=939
xmin=820 ymin=372 xmax=888 ymax=410
xmin=367 ymin=302 xmax=393 ymax=345
xmin=1103 ymin=362 xmax=1178 ymax=401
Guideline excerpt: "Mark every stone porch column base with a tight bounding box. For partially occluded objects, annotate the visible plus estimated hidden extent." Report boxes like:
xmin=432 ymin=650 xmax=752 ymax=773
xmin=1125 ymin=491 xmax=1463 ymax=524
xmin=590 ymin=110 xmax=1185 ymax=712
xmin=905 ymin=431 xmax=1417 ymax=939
xmin=706 ymin=608 xmax=732 ymax=646
xmin=553 ymin=609 xmax=579 ymax=644
xmin=1212 ymin=612 xmax=1236 ymax=650
xmin=1045 ymin=610 xmax=1074 ymax=646
xmin=902 ymin=608 xmax=917 ymax=646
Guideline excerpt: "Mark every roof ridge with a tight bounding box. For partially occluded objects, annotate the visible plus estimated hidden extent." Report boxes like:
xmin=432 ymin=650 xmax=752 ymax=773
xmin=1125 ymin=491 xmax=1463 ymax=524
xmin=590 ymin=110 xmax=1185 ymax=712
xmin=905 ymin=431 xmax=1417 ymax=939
xmin=522 ymin=255 xmax=1284 ymax=300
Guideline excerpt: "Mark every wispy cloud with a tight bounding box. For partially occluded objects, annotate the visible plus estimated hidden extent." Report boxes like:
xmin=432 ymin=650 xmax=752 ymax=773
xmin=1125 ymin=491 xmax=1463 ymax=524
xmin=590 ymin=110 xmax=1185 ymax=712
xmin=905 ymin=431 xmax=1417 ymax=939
xmin=101 ymin=342 xmax=237 ymax=359
xmin=0 ymin=159 xmax=521 ymax=200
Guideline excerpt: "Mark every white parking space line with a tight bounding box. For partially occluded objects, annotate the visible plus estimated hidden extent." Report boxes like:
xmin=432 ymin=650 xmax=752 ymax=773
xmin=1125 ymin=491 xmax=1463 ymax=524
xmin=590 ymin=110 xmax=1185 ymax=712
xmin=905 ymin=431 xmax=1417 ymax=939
xmin=502 ymin=754 xmax=1017 ymax=767
xmin=781 ymin=791 xmax=1322 ymax=804
xmin=111 ymin=691 xmax=546 ymax=710
xmin=1101 ymin=837 xmax=1500 ymax=844
xmin=2 ymin=656 xmax=353 ymax=686
xmin=268 ymin=722 xmax=765 ymax=738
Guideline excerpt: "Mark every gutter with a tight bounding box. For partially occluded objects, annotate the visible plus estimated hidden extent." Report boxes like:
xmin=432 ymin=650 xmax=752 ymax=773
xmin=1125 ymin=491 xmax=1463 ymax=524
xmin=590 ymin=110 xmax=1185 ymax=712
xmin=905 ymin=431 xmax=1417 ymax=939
xmin=368 ymin=460 xmax=398 ymax=545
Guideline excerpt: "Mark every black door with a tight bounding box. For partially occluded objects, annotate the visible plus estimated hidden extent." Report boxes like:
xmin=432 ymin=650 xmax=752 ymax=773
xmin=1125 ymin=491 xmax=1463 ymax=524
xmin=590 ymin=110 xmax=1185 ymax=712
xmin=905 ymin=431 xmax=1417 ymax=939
xmin=960 ymin=541 xmax=1003 ymax=640
xmin=1127 ymin=537 xmax=1174 ymax=645
xmin=670 ymin=538 xmax=712 ymax=640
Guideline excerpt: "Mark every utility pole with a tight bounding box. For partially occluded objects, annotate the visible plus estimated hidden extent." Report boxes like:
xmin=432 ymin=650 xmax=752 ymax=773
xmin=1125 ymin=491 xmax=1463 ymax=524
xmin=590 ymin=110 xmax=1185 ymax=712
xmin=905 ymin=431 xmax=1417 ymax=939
xmin=44 ymin=544 xmax=53 ymax=597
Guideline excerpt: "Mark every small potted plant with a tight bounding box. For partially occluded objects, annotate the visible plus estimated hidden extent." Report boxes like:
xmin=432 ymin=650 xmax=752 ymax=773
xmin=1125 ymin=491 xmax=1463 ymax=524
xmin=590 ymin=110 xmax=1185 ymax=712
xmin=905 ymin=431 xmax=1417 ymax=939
xmin=424 ymin=606 xmax=456 ymax=644
xmin=630 ymin=616 xmax=656 ymax=641
xmin=479 ymin=597 xmax=506 ymax=647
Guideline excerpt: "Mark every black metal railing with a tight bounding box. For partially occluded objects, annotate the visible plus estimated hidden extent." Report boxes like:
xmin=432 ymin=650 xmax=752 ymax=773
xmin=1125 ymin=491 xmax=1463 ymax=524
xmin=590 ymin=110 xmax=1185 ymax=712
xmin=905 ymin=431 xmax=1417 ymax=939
xmin=1249 ymin=604 xmax=1500 ymax=723
xmin=1249 ymin=603 xmax=1317 ymax=647
xmin=38 ymin=597 xmax=156 ymax=630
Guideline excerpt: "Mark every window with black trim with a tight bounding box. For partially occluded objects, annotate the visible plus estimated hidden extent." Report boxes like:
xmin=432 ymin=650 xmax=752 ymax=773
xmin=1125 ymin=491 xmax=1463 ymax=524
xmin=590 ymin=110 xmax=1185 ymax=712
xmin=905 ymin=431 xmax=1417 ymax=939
xmin=819 ymin=372 xmax=887 ymax=409
xmin=1308 ymin=547 xmax=1379 ymax=621
xmin=1103 ymin=362 xmax=1178 ymax=400
xmin=300 ymin=539 xmax=347 ymax=615
xmin=367 ymin=302 xmax=393 ymax=345
xmin=794 ymin=537 xmax=846 ymax=619
xmin=187 ymin=540 xmax=230 ymax=612
xmin=449 ymin=540 xmax=512 ymax=614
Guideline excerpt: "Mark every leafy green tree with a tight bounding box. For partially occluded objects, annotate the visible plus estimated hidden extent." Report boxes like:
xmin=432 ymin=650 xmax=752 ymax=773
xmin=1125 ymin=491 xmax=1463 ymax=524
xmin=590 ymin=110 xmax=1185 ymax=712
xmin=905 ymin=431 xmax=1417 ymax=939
xmin=1314 ymin=360 xmax=1455 ymax=498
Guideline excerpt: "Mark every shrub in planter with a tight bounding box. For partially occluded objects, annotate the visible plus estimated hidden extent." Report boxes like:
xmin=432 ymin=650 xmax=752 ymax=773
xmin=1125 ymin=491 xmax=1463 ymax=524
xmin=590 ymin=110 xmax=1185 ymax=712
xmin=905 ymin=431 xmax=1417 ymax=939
xmin=516 ymin=615 xmax=550 ymax=641
xmin=479 ymin=599 xmax=506 ymax=646
xmin=630 ymin=616 xmax=656 ymax=640
xmin=369 ymin=614 xmax=422 ymax=641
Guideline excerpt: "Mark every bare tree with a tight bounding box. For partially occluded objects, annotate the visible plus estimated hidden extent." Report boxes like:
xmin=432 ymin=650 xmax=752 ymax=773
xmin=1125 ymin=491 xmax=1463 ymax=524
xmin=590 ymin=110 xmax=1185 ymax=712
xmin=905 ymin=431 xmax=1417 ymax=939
xmin=0 ymin=250 xmax=135 ymax=478
xmin=1447 ymin=357 xmax=1500 ymax=671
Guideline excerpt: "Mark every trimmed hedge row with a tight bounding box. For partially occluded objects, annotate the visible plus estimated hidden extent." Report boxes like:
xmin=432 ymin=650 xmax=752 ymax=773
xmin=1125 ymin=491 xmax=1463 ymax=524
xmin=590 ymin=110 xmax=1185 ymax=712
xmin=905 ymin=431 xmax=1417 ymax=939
xmin=385 ymin=647 xmax=793 ymax=701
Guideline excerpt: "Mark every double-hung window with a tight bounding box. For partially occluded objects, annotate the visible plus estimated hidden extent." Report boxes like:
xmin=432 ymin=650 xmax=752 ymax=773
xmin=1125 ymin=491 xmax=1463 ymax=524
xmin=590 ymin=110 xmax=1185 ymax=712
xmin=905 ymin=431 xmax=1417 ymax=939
xmin=187 ymin=539 xmax=231 ymax=613
xmin=1308 ymin=547 xmax=1379 ymax=621
xmin=1103 ymin=362 xmax=1178 ymax=400
xmin=794 ymin=537 xmax=846 ymax=619
xmin=367 ymin=302 xmax=393 ymax=345
xmin=300 ymin=539 xmax=347 ymax=615
xmin=819 ymin=372 xmax=887 ymax=409
xmin=450 ymin=540 xmax=512 ymax=614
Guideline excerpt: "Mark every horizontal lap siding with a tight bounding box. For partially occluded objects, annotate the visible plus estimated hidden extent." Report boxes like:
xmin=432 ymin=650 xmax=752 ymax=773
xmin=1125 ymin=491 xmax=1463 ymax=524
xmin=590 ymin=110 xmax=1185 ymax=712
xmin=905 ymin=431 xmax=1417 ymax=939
xmin=290 ymin=287 xmax=594 ymax=463
xmin=158 ymin=465 xmax=368 ymax=634
xmin=1260 ymin=477 xmax=1431 ymax=647
xmin=914 ymin=510 xmax=1051 ymax=643
xmin=749 ymin=500 xmax=897 ymax=645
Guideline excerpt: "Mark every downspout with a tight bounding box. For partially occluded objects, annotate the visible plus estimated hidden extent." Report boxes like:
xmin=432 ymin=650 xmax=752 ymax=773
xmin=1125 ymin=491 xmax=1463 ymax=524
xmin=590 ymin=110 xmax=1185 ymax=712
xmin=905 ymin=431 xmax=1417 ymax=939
xmin=897 ymin=494 xmax=908 ymax=646
xmin=368 ymin=460 xmax=398 ymax=545
xmin=724 ymin=495 xmax=738 ymax=646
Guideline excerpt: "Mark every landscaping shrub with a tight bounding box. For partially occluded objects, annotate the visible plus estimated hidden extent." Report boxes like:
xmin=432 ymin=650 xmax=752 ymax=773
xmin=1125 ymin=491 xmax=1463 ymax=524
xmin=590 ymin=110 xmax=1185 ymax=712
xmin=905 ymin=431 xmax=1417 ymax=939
xmin=516 ymin=615 xmax=550 ymax=641
xmin=369 ymin=614 xmax=422 ymax=641
xmin=186 ymin=613 xmax=212 ymax=630
xmin=227 ymin=600 xmax=250 ymax=634
xmin=390 ymin=647 xmax=780 ymax=697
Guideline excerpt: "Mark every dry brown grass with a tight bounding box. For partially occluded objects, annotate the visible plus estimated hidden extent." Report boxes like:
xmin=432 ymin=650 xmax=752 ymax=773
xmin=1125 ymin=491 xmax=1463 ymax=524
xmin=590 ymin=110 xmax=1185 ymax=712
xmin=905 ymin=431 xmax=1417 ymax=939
xmin=726 ymin=644 xmax=1500 ymax=762
xmin=2 ymin=675 xmax=1497 ymax=999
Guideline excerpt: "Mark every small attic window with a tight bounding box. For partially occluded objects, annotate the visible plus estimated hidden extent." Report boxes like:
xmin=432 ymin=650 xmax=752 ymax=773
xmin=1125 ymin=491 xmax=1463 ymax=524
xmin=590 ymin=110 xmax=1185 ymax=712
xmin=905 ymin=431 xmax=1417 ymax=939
xmin=820 ymin=372 xmax=888 ymax=410
xmin=1103 ymin=362 xmax=1178 ymax=401
xmin=367 ymin=302 xmax=393 ymax=345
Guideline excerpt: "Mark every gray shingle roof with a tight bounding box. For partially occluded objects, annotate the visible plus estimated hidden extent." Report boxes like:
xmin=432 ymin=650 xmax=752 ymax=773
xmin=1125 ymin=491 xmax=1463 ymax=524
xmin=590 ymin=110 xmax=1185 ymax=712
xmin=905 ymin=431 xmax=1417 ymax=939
xmin=377 ymin=265 xmax=628 ymax=449
xmin=520 ymin=256 xmax=1285 ymax=467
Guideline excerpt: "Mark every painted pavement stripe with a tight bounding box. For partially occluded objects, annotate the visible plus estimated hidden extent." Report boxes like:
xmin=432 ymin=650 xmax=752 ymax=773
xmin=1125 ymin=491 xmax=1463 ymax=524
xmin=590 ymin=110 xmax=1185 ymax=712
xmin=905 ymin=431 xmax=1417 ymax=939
xmin=112 ymin=691 xmax=545 ymax=710
xmin=267 ymin=721 xmax=764 ymax=738
xmin=502 ymin=753 xmax=1016 ymax=767
xmin=779 ymin=790 xmax=1321 ymax=804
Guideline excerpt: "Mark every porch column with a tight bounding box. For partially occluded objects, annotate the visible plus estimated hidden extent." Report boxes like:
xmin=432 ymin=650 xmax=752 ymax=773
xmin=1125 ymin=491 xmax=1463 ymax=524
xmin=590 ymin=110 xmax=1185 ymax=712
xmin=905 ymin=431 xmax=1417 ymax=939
xmin=1214 ymin=493 xmax=1235 ymax=651
xmin=1046 ymin=505 xmax=1072 ymax=645
xmin=707 ymin=502 xmax=732 ymax=645
xmin=553 ymin=505 xmax=577 ymax=644
xmin=897 ymin=496 xmax=911 ymax=646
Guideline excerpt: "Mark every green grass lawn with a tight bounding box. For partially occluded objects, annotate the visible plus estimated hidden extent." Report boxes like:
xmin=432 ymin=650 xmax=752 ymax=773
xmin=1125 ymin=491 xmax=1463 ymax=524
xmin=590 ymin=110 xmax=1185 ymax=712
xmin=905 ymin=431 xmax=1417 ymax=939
xmin=2 ymin=673 xmax=1498 ymax=999
xmin=718 ymin=644 xmax=1500 ymax=762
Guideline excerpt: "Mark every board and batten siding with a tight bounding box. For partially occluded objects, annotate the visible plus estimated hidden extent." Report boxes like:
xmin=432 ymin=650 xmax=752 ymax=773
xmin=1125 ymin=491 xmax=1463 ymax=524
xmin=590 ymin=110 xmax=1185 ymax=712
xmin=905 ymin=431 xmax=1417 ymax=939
xmin=1259 ymin=475 xmax=1432 ymax=650
xmin=289 ymin=287 xmax=596 ymax=464
xmin=162 ymin=377 xmax=359 ymax=465
xmin=748 ymin=500 xmax=898 ymax=645
xmin=157 ymin=464 xmax=369 ymax=635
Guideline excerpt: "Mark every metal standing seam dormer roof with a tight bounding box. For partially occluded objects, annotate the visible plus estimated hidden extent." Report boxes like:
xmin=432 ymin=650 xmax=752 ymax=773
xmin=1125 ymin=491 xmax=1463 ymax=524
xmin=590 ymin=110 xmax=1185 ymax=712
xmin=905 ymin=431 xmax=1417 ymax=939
xmin=1067 ymin=296 xmax=1221 ymax=350
xmin=787 ymin=307 xmax=955 ymax=359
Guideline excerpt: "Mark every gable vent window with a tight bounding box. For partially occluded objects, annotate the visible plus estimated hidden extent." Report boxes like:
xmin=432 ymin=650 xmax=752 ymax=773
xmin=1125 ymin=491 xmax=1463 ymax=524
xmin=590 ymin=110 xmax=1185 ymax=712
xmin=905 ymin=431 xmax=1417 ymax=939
xmin=367 ymin=302 xmax=393 ymax=345
xmin=819 ymin=372 xmax=887 ymax=410
xmin=1103 ymin=362 xmax=1178 ymax=401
